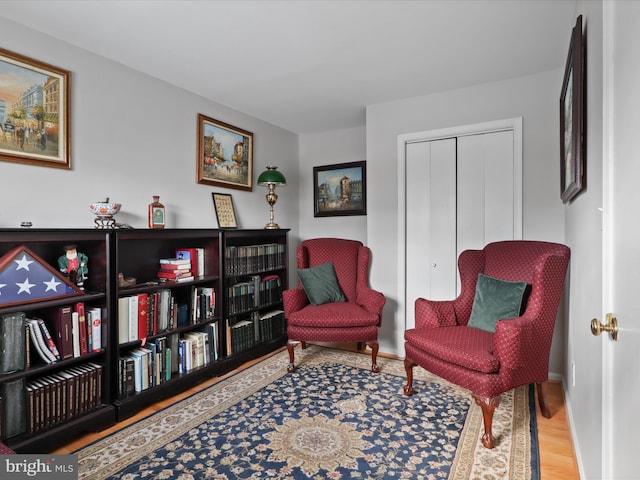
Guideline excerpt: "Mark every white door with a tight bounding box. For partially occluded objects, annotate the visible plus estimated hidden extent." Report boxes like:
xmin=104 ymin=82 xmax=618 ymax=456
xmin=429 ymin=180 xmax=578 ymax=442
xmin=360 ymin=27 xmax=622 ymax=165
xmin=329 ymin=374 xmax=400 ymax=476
xmin=405 ymin=138 xmax=457 ymax=316
xmin=602 ymin=2 xmax=640 ymax=477
xmin=403 ymin=123 xmax=521 ymax=330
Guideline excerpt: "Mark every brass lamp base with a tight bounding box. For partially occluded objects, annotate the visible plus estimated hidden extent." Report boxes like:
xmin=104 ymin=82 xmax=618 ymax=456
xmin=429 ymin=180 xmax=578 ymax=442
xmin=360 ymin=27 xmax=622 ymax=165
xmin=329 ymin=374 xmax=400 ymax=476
xmin=265 ymin=222 xmax=280 ymax=230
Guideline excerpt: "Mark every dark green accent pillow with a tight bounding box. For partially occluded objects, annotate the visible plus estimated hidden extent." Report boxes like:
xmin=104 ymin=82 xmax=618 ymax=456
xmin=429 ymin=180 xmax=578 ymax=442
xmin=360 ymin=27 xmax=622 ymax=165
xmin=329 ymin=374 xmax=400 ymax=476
xmin=297 ymin=262 xmax=346 ymax=305
xmin=467 ymin=273 xmax=527 ymax=333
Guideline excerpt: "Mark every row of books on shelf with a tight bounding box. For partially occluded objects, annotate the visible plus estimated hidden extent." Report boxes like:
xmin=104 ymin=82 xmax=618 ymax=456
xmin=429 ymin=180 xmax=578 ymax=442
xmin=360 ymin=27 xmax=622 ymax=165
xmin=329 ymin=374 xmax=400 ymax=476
xmin=118 ymin=322 xmax=219 ymax=398
xmin=225 ymin=310 xmax=285 ymax=356
xmin=225 ymin=243 xmax=285 ymax=276
xmin=226 ymin=274 xmax=283 ymax=315
xmin=157 ymin=247 xmax=206 ymax=283
xmin=0 ymin=304 xmax=103 ymax=374
xmin=118 ymin=287 xmax=215 ymax=344
xmin=1 ymin=362 xmax=102 ymax=439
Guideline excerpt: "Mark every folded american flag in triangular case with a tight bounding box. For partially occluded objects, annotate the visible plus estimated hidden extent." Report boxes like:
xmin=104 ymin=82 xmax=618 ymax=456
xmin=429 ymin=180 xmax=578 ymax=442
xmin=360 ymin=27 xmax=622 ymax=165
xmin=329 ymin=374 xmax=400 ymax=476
xmin=0 ymin=245 xmax=83 ymax=307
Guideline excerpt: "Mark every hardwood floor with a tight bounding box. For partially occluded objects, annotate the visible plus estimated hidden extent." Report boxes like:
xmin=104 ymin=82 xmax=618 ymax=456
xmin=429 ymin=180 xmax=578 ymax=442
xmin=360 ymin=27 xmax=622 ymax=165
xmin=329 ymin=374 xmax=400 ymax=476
xmin=54 ymin=346 xmax=580 ymax=479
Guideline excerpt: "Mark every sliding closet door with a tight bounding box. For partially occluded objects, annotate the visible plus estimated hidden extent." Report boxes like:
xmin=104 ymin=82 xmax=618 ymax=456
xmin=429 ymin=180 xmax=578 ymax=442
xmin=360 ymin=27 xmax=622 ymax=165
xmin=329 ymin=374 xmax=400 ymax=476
xmin=405 ymin=138 xmax=457 ymax=328
xmin=457 ymin=130 xmax=516 ymax=258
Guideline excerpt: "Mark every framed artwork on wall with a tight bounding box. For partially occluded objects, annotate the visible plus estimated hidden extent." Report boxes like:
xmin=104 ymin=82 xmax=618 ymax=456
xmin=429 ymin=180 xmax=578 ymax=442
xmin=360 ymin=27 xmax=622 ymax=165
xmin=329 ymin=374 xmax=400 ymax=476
xmin=313 ymin=161 xmax=367 ymax=217
xmin=559 ymin=15 xmax=585 ymax=203
xmin=197 ymin=114 xmax=253 ymax=191
xmin=0 ymin=48 xmax=71 ymax=169
xmin=212 ymin=192 xmax=238 ymax=228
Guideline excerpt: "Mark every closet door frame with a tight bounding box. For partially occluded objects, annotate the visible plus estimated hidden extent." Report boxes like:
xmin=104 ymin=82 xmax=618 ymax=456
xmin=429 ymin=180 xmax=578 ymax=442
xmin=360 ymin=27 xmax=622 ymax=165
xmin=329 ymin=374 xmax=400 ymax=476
xmin=396 ymin=117 xmax=523 ymax=346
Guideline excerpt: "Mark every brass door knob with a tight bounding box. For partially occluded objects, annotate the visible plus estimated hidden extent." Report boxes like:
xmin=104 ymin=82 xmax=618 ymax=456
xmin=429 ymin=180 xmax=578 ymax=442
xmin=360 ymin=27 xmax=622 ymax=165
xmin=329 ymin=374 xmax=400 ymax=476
xmin=591 ymin=314 xmax=618 ymax=341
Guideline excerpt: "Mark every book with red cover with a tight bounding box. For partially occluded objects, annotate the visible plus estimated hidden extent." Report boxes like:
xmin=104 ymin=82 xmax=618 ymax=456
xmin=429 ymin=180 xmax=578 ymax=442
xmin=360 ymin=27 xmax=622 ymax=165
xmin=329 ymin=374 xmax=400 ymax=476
xmin=137 ymin=293 xmax=149 ymax=340
xmin=74 ymin=302 xmax=89 ymax=355
xmin=159 ymin=263 xmax=191 ymax=272
xmin=175 ymin=248 xmax=199 ymax=277
xmin=157 ymin=270 xmax=192 ymax=280
xmin=49 ymin=306 xmax=73 ymax=360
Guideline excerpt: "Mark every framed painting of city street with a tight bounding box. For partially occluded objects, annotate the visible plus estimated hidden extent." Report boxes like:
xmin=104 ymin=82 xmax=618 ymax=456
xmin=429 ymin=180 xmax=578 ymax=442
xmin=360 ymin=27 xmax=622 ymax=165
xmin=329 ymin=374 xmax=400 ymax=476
xmin=197 ymin=114 xmax=253 ymax=191
xmin=0 ymin=48 xmax=71 ymax=169
xmin=313 ymin=161 xmax=367 ymax=217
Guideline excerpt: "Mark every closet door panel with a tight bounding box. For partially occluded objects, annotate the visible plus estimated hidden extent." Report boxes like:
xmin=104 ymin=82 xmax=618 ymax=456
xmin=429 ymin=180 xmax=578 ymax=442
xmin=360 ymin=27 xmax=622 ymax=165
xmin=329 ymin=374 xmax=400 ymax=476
xmin=457 ymin=130 xmax=515 ymax=257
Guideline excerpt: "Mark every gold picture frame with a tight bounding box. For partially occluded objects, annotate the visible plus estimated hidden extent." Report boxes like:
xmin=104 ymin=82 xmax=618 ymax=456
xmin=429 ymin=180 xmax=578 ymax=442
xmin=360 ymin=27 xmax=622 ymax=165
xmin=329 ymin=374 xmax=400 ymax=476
xmin=212 ymin=192 xmax=238 ymax=228
xmin=197 ymin=114 xmax=253 ymax=191
xmin=0 ymin=48 xmax=71 ymax=169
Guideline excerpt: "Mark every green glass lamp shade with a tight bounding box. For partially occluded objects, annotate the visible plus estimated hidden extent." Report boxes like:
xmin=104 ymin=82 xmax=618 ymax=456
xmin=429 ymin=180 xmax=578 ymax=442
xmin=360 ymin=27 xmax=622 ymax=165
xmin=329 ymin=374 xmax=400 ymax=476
xmin=257 ymin=165 xmax=286 ymax=185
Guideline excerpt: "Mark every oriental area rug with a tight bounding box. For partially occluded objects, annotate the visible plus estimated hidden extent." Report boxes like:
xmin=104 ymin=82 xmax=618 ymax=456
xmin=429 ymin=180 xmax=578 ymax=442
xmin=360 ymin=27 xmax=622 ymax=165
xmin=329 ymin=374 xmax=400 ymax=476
xmin=76 ymin=345 xmax=540 ymax=480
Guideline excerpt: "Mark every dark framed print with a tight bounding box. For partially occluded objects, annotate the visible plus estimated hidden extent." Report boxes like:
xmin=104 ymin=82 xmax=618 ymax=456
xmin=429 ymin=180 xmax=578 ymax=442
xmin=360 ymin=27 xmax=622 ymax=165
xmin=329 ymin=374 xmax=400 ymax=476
xmin=560 ymin=15 xmax=584 ymax=203
xmin=212 ymin=192 xmax=238 ymax=228
xmin=197 ymin=114 xmax=253 ymax=191
xmin=313 ymin=161 xmax=367 ymax=217
xmin=0 ymin=48 xmax=71 ymax=169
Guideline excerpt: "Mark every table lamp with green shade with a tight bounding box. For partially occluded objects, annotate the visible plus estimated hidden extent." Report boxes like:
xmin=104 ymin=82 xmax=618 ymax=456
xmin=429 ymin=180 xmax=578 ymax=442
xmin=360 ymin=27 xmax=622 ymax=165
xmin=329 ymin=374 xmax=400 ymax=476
xmin=257 ymin=165 xmax=286 ymax=229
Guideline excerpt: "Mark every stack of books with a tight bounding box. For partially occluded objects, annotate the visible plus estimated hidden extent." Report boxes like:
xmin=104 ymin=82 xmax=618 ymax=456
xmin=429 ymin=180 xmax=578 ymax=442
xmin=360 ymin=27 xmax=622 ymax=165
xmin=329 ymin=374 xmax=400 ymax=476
xmin=157 ymin=258 xmax=194 ymax=283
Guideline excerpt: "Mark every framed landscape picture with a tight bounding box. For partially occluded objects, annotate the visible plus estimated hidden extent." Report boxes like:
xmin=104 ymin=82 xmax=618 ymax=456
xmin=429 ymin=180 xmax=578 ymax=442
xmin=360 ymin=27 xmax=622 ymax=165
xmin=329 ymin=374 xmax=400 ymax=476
xmin=560 ymin=15 xmax=584 ymax=203
xmin=197 ymin=114 xmax=253 ymax=191
xmin=0 ymin=48 xmax=71 ymax=169
xmin=313 ymin=161 xmax=367 ymax=217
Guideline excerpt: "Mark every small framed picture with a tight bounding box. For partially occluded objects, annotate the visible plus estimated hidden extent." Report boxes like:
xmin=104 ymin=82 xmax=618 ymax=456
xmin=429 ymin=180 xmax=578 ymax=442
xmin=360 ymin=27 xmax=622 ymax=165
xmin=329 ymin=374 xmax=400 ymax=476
xmin=313 ymin=161 xmax=367 ymax=217
xmin=212 ymin=192 xmax=238 ymax=228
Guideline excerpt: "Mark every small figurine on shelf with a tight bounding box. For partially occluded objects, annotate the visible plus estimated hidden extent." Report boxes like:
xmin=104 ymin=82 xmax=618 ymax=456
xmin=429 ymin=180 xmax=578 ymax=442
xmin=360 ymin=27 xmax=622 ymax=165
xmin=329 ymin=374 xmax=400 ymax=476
xmin=148 ymin=195 xmax=166 ymax=229
xmin=58 ymin=244 xmax=88 ymax=290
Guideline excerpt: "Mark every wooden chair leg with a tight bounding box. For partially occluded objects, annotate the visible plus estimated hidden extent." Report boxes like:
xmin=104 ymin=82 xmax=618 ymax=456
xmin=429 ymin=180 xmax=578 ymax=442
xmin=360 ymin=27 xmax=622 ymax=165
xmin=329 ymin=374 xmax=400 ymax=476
xmin=472 ymin=394 xmax=501 ymax=449
xmin=403 ymin=358 xmax=416 ymax=396
xmin=287 ymin=341 xmax=299 ymax=373
xmin=537 ymin=382 xmax=552 ymax=418
xmin=366 ymin=341 xmax=380 ymax=373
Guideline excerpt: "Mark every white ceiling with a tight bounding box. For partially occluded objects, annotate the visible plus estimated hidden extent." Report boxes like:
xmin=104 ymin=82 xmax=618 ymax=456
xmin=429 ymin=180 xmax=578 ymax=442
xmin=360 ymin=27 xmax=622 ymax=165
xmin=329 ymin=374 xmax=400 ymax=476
xmin=0 ymin=0 xmax=577 ymax=134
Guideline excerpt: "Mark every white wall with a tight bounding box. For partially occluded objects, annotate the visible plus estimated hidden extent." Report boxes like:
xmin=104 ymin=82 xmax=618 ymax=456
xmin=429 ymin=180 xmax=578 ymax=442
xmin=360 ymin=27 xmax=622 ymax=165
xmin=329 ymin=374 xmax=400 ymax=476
xmin=563 ymin=3 xmax=604 ymax=478
xmin=366 ymin=71 xmax=567 ymax=372
xmin=297 ymin=126 xmax=367 ymax=246
xmin=0 ymin=17 xmax=299 ymax=246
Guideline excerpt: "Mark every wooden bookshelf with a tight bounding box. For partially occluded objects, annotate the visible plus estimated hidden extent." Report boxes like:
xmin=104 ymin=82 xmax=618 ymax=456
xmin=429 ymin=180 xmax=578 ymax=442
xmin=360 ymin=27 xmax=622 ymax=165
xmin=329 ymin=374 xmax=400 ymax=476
xmin=0 ymin=228 xmax=289 ymax=451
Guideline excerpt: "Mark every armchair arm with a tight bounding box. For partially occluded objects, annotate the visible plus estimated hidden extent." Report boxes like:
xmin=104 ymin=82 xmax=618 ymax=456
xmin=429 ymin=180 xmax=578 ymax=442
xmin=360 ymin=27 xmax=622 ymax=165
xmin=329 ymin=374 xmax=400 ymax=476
xmin=414 ymin=298 xmax=458 ymax=328
xmin=493 ymin=315 xmax=548 ymax=388
xmin=356 ymin=287 xmax=386 ymax=319
xmin=282 ymin=287 xmax=309 ymax=318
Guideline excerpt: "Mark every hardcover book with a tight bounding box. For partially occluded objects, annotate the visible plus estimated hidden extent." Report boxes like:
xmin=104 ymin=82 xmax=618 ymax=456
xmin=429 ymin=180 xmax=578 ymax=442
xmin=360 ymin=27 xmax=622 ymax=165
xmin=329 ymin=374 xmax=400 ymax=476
xmin=0 ymin=311 xmax=26 ymax=374
xmin=48 ymin=306 xmax=74 ymax=360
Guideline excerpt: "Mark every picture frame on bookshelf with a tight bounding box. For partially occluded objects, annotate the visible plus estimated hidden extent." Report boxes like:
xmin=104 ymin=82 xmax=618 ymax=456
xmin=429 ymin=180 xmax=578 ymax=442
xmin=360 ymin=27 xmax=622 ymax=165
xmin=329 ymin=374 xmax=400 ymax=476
xmin=560 ymin=15 xmax=585 ymax=204
xmin=0 ymin=48 xmax=71 ymax=169
xmin=212 ymin=192 xmax=238 ymax=228
xmin=313 ymin=161 xmax=367 ymax=217
xmin=197 ymin=114 xmax=253 ymax=191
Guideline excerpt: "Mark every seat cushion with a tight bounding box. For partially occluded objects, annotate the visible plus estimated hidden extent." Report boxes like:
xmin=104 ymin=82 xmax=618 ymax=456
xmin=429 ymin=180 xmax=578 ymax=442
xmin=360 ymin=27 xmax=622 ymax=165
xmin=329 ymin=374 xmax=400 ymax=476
xmin=404 ymin=326 xmax=499 ymax=374
xmin=288 ymin=302 xmax=379 ymax=328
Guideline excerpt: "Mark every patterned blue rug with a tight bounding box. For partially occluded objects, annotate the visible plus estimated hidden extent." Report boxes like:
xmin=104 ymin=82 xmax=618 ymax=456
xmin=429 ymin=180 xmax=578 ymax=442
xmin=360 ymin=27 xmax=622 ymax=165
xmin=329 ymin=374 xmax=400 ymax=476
xmin=77 ymin=346 xmax=539 ymax=479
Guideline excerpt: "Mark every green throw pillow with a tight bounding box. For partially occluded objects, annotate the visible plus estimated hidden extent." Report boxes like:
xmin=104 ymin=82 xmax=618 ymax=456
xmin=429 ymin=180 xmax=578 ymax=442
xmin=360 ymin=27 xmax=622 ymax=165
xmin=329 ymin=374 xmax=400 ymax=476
xmin=297 ymin=262 xmax=346 ymax=306
xmin=467 ymin=273 xmax=527 ymax=333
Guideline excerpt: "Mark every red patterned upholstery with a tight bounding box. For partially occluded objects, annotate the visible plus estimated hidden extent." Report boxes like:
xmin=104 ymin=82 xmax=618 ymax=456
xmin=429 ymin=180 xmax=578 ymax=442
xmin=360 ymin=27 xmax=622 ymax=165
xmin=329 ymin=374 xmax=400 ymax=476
xmin=283 ymin=238 xmax=386 ymax=373
xmin=403 ymin=240 xmax=570 ymax=448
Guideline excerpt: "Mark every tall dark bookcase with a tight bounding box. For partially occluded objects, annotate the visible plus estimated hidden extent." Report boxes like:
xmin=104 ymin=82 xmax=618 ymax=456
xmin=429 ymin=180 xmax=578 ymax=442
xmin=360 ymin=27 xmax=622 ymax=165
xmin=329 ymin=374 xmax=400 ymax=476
xmin=0 ymin=229 xmax=116 ymax=453
xmin=0 ymin=228 xmax=288 ymax=452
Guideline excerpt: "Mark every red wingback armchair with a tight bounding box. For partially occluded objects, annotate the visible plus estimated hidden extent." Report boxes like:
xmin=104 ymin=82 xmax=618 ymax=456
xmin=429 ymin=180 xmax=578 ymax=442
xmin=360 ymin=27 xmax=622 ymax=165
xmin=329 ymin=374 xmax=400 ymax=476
xmin=283 ymin=238 xmax=386 ymax=373
xmin=403 ymin=240 xmax=570 ymax=448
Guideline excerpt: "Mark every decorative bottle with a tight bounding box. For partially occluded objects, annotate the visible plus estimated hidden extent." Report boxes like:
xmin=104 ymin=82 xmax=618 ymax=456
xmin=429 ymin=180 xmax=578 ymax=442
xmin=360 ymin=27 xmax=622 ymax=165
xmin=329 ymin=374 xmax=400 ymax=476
xmin=148 ymin=195 xmax=165 ymax=229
